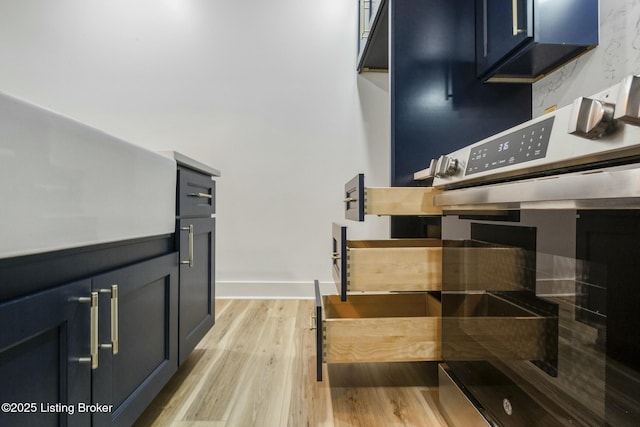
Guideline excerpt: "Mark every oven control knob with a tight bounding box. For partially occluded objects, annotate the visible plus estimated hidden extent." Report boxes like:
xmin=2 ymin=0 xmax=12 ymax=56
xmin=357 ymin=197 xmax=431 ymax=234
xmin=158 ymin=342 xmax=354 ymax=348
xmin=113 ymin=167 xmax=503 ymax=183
xmin=614 ymin=74 xmax=640 ymax=125
xmin=435 ymin=155 xmax=459 ymax=178
xmin=568 ymin=96 xmax=616 ymax=139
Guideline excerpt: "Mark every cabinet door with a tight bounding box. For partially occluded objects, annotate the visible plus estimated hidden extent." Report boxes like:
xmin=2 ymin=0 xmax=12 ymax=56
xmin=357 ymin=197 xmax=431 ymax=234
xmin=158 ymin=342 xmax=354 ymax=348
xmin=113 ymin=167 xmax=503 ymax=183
xmin=476 ymin=0 xmax=531 ymax=77
xmin=0 ymin=280 xmax=92 ymax=427
xmin=576 ymin=212 xmax=640 ymax=424
xmin=91 ymin=253 xmax=178 ymax=427
xmin=178 ymin=217 xmax=215 ymax=364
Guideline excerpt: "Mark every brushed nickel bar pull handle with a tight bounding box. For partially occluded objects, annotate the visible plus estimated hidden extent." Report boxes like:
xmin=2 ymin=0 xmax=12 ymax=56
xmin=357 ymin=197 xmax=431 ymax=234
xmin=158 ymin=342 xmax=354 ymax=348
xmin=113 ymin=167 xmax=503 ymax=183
xmin=78 ymin=292 xmax=99 ymax=369
xmin=512 ymin=0 xmax=525 ymax=36
xmin=188 ymin=192 xmax=212 ymax=199
xmin=110 ymin=284 xmax=119 ymax=355
xmin=343 ymin=197 xmax=357 ymax=203
xmin=98 ymin=286 xmax=118 ymax=354
xmin=310 ymin=315 xmax=317 ymax=330
xmin=180 ymin=225 xmax=194 ymax=267
xmin=331 ymin=252 xmax=340 ymax=260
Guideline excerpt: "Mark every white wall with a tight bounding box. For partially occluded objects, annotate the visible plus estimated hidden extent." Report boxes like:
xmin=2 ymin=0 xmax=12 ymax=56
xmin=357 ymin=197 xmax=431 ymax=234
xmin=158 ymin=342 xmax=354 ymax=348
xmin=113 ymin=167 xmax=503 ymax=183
xmin=0 ymin=0 xmax=390 ymax=296
xmin=533 ymin=0 xmax=640 ymax=116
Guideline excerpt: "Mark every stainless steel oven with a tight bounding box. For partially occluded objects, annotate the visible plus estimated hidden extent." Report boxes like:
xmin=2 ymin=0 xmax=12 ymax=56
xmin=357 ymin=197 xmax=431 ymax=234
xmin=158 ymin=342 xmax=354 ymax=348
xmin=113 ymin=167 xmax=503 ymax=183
xmin=415 ymin=75 xmax=640 ymax=426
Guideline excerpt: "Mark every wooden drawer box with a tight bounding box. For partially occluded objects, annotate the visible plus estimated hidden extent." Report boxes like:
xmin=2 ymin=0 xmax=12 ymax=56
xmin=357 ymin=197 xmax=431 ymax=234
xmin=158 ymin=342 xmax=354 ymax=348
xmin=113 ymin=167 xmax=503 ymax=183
xmin=442 ymin=240 xmax=531 ymax=292
xmin=344 ymin=174 xmax=442 ymax=221
xmin=178 ymin=167 xmax=215 ymax=218
xmin=314 ymin=281 xmax=441 ymax=380
xmin=442 ymin=293 xmax=558 ymax=365
xmin=332 ymin=223 xmax=442 ymax=301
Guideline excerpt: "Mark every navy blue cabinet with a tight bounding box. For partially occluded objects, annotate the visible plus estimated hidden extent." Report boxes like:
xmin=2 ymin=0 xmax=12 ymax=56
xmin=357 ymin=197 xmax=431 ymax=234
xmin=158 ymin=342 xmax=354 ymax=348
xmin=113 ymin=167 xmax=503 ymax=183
xmin=476 ymin=0 xmax=598 ymax=82
xmin=1 ymin=158 xmax=218 ymax=425
xmin=476 ymin=0 xmax=530 ymax=77
xmin=177 ymin=217 xmax=215 ymax=364
xmin=390 ymin=0 xmax=532 ymax=236
xmin=91 ymin=253 xmax=178 ymax=427
xmin=0 ymin=280 xmax=92 ymax=427
xmin=357 ymin=0 xmax=388 ymax=72
xmin=176 ymin=166 xmax=217 ymax=365
xmin=178 ymin=167 xmax=216 ymax=218
xmin=0 ymin=252 xmax=178 ymax=427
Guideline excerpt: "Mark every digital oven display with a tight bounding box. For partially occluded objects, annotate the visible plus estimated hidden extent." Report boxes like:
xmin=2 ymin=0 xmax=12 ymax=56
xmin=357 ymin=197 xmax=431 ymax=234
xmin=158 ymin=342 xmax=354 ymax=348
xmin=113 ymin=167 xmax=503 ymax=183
xmin=466 ymin=117 xmax=554 ymax=175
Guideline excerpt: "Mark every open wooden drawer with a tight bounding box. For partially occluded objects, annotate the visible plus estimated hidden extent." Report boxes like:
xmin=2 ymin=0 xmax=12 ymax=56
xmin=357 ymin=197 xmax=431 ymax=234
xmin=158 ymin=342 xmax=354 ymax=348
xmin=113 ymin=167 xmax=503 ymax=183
xmin=313 ymin=280 xmax=441 ymax=381
xmin=343 ymin=174 xmax=442 ymax=221
xmin=332 ymin=223 xmax=443 ymax=301
xmin=442 ymin=293 xmax=558 ymax=369
xmin=442 ymin=240 xmax=533 ymax=292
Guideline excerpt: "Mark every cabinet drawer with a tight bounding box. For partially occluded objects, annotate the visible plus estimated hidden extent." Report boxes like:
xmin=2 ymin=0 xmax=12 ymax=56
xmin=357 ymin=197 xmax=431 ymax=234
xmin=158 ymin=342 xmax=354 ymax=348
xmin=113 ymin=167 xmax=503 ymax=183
xmin=344 ymin=173 xmax=442 ymax=221
xmin=442 ymin=293 xmax=558 ymax=364
xmin=332 ymin=223 xmax=442 ymax=300
xmin=178 ymin=167 xmax=215 ymax=217
xmin=314 ymin=281 xmax=441 ymax=378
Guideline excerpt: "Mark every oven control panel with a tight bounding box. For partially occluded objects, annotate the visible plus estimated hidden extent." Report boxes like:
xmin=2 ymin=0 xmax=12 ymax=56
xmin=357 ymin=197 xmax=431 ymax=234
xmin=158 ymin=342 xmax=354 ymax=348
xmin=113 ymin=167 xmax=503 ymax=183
xmin=417 ymin=75 xmax=640 ymax=189
xmin=466 ymin=117 xmax=554 ymax=176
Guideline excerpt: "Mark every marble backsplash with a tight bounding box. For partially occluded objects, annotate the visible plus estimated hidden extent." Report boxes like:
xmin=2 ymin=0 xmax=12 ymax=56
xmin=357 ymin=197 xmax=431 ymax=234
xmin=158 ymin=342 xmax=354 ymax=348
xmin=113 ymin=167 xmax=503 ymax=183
xmin=533 ymin=0 xmax=640 ymax=117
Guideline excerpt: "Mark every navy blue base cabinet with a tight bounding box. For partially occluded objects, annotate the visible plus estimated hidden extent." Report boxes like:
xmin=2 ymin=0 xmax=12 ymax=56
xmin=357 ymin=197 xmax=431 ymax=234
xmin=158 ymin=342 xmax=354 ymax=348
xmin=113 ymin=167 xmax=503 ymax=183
xmin=0 ymin=279 xmax=92 ymax=427
xmin=176 ymin=166 xmax=217 ymax=365
xmin=1 ymin=159 xmax=219 ymax=426
xmin=92 ymin=253 xmax=178 ymax=427
xmin=0 ymin=251 xmax=178 ymax=427
xmin=178 ymin=217 xmax=215 ymax=364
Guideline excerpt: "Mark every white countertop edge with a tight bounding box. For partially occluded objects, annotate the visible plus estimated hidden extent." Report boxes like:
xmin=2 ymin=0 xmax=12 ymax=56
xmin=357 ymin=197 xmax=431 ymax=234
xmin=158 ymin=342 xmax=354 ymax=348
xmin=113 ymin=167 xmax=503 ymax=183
xmin=158 ymin=150 xmax=221 ymax=177
xmin=1 ymin=232 xmax=174 ymax=260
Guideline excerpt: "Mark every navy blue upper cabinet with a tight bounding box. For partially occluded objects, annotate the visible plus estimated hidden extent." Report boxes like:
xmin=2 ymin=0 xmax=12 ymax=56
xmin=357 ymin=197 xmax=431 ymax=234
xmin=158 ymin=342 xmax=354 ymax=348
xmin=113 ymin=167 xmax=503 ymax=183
xmin=476 ymin=0 xmax=598 ymax=82
xmin=357 ymin=0 xmax=388 ymax=72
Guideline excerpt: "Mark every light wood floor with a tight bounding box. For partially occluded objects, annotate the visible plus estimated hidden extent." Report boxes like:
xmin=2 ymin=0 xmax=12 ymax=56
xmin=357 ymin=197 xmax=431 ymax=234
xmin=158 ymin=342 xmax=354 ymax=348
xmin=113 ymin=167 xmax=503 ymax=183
xmin=134 ymin=299 xmax=449 ymax=427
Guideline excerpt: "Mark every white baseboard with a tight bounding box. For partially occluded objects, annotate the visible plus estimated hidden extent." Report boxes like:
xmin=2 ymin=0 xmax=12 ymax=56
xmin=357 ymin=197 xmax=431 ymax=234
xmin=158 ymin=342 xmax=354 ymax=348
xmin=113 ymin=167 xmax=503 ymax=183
xmin=216 ymin=281 xmax=337 ymax=299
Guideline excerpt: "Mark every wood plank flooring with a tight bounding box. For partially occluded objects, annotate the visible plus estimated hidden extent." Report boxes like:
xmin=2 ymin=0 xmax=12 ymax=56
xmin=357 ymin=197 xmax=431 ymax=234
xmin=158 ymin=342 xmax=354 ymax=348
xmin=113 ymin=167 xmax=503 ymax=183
xmin=134 ymin=299 xmax=449 ymax=427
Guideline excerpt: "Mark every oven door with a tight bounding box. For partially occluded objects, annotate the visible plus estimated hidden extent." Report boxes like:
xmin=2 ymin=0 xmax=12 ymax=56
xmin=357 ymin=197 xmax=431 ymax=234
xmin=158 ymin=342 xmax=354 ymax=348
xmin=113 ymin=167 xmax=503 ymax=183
xmin=441 ymin=236 xmax=558 ymax=368
xmin=439 ymin=211 xmax=640 ymax=427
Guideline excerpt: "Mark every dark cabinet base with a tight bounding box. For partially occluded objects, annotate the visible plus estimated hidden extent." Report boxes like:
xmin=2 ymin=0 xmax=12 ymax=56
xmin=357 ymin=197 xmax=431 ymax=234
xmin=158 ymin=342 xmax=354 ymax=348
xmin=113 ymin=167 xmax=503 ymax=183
xmin=0 ymin=280 xmax=92 ymax=427
xmin=176 ymin=165 xmax=217 ymax=366
xmin=178 ymin=218 xmax=216 ymax=364
xmin=92 ymin=253 xmax=178 ymax=427
xmin=0 ymin=247 xmax=179 ymax=427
